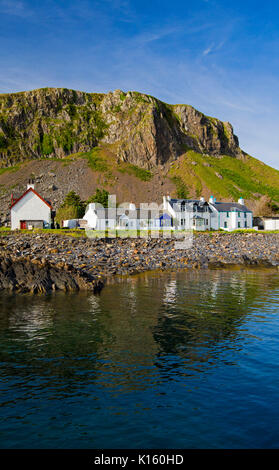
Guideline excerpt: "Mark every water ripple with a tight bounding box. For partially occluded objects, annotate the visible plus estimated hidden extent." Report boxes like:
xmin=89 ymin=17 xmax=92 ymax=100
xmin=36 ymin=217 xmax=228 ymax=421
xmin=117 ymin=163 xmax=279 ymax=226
xmin=0 ymin=269 xmax=279 ymax=448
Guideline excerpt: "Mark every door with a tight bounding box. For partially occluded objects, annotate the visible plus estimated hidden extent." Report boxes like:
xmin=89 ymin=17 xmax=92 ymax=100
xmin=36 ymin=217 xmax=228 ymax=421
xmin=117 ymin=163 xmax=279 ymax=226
xmin=20 ymin=221 xmax=26 ymax=229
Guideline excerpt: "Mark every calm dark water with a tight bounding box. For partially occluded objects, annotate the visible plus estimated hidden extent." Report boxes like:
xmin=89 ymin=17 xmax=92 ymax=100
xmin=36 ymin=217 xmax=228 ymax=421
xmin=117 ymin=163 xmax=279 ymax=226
xmin=1 ymin=269 xmax=279 ymax=448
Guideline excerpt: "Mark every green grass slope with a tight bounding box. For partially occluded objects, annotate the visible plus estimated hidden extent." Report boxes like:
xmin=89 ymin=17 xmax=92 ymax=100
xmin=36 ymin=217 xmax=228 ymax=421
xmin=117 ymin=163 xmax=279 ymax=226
xmin=168 ymin=150 xmax=279 ymax=204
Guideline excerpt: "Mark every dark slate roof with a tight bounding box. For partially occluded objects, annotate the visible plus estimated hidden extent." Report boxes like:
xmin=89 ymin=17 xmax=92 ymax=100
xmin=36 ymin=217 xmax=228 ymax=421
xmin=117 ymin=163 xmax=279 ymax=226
xmin=170 ymin=198 xmax=200 ymax=204
xmin=169 ymin=198 xmax=211 ymax=213
xmin=210 ymin=202 xmax=251 ymax=212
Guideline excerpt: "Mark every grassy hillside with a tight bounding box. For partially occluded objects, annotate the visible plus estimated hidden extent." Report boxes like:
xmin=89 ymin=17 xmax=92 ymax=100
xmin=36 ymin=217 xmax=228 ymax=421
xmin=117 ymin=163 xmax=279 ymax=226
xmin=169 ymin=150 xmax=279 ymax=203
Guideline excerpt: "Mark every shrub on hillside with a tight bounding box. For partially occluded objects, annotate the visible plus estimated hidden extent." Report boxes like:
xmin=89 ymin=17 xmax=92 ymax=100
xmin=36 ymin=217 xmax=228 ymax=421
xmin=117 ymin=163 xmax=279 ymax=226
xmin=87 ymin=188 xmax=109 ymax=207
xmin=56 ymin=191 xmax=85 ymax=224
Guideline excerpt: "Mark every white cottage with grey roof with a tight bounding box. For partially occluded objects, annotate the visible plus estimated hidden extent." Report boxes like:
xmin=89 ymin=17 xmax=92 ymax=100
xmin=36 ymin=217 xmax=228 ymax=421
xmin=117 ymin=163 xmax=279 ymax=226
xmin=163 ymin=196 xmax=211 ymax=230
xmin=208 ymin=196 xmax=253 ymax=230
xmin=82 ymin=194 xmax=253 ymax=232
xmin=163 ymin=195 xmax=253 ymax=230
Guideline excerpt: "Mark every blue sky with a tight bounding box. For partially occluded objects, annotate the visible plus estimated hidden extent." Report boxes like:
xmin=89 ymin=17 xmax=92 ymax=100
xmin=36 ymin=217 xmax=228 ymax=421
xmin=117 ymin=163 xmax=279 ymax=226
xmin=0 ymin=0 xmax=278 ymax=168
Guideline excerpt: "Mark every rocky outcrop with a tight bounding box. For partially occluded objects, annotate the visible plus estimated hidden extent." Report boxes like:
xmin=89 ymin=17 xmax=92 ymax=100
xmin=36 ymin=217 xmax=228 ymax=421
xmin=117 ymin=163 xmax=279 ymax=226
xmin=0 ymin=256 xmax=104 ymax=293
xmin=0 ymin=237 xmax=104 ymax=293
xmin=0 ymin=87 xmax=242 ymax=169
xmin=0 ymin=88 xmax=105 ymax=167
xmin=0 ymin=232 xmax=279 ymax=293
xmin=174 ymin=105 xmax=240 ymax=157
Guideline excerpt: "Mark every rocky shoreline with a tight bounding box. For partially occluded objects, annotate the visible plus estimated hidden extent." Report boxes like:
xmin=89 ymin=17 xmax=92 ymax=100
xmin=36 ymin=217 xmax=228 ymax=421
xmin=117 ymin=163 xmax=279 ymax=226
xmin=1 ymin=232 xmax=279 ymax=293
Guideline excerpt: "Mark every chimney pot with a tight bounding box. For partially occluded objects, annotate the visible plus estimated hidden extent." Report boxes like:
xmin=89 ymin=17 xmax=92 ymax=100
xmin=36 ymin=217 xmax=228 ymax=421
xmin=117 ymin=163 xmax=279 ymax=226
xmin=27 ymin=180 xmax=35 ymax=190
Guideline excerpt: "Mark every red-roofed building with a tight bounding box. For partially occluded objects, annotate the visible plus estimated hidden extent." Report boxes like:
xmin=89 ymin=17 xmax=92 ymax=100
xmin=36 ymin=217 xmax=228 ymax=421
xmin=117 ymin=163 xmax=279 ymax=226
xmin=11 ymin=181 xmax=53 ymax=230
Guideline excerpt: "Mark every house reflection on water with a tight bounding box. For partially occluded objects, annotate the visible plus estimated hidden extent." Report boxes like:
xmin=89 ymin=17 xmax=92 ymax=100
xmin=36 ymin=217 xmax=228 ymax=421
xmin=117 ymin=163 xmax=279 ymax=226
xmin=0 ymin=269 xmax=278 ymax=397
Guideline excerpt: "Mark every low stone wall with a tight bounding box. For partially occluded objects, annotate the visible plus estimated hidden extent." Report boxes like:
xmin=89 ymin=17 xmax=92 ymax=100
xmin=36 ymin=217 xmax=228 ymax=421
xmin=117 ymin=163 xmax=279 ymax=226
xmin=0 ymin=232 xmax=279 ymax=293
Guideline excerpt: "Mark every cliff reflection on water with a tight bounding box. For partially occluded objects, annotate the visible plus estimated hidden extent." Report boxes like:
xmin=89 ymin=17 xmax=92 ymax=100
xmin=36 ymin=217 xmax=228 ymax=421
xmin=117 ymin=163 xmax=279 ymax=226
xmin=1 ymin=269 xmax=279 ymax=448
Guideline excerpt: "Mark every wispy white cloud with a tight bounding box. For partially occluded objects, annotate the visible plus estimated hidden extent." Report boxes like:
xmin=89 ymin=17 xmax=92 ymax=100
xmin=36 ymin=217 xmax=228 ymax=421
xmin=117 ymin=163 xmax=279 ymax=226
xmin=131 ymin=26 xmax=183 ymax=46
xmin=0 ymin=0 xmax=31 ymax=17
xmin=202 ymin=40 xmax=226 ymax=55
xmin=203 ymin=45 xmax=213 ymax=55
xmin=0 ymin=1 xmax=278 ymax=169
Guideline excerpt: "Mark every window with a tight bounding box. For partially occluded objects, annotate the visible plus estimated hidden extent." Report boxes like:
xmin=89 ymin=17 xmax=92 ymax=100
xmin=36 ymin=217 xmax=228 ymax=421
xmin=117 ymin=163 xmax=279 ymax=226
xmin=244 ymin=212 xmax=247 ymax=218
xmin=245 ymin=221 xmax=247 ymax=228
xmin=238 ymin=222 xmax=241 ymax=228
xmin=227 ymin=212 xmax=229 ymax=217
xmin=238 ymin=212 xmax=241 ymax=217
xmin=224 ymin=221 xmax=227 ymax=228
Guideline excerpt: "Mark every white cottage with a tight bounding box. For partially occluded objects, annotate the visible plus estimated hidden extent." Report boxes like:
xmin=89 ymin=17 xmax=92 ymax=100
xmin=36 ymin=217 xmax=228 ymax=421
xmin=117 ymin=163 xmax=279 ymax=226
xmin=83 ymin=203 xmax=120 ymax=230
xmin=163 ymin=196 xmax=211 ymax=230
xmin=11 ymin=183 xmax=53 ymax=230
xmin=83 ymin=201 xmax=173 ymax=231
xmin=208 ymin=196 xmax=253 ymax=230
xmin=163 ymin=195 xmax=253 ymax=230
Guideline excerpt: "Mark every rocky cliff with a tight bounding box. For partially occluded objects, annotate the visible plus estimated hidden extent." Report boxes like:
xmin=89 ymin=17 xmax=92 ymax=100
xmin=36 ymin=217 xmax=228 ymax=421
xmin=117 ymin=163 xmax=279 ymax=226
xmin=0 ymin=87 xmax=279 ymax=222
xmin=0 ymin=87 xmax=241 ymax=168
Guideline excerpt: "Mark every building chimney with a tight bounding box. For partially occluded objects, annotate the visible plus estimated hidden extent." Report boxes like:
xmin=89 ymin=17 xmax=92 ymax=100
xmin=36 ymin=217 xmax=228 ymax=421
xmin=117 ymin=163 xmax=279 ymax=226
xmin=238 ymin=197 xmax=244 ymax=205
xmin=27 ymin=179 xmax=35 ymax=190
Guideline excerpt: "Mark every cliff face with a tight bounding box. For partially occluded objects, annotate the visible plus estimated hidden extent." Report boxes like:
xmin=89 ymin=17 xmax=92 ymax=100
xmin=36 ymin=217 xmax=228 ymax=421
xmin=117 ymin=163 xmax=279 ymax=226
xmin=0 ymin=87 xmax=241 ymax=168
xmin=1 ymin=86 xmax=279 ymax=222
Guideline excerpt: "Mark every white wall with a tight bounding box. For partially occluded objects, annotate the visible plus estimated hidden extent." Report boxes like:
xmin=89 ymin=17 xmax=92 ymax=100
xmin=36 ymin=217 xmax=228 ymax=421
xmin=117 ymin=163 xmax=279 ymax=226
xmin=164 ymin=199 xmax=176 ymax=219
xmin=173 ymin=207 xmax=211 ymax=231
xmin=228 ymin=211 xmax=253 ymax=230
xmin=11 ymin=191 xmax=51 ymax=230
xmin=63 ymin=219 xmax=79 ymax=228
xmin=83 ymin=204 xmax=98 ymax=229
xmin=264 ymin=219 xmax=279 ymax=230
xmin=210 ymin=209 xmax=253 ymax=230
xmin=212 ymin=215 xmax=218 ymax=230
xmin=96 ymin=218 xmax=116 ymax=230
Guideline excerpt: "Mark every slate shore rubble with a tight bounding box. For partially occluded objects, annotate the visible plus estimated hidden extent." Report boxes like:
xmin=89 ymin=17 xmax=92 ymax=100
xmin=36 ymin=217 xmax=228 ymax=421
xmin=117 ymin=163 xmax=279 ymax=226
xmin=0 ymin=232 xmax=279 ymax=293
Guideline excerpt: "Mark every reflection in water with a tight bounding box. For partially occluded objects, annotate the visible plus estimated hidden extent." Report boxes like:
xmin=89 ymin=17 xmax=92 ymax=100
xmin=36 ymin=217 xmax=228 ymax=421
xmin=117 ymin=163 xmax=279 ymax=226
xmin=1 ymin=269 xmax=279 ymax=448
